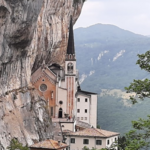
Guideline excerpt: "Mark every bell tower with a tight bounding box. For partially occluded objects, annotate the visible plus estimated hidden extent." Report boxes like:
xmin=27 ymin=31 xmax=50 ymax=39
xmin=65 ymin=17 xmax=76 ymax=118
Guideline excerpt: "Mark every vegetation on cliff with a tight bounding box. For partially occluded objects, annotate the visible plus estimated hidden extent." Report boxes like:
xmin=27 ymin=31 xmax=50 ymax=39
xmin=7 ymin=138 xmax=29 ymax=150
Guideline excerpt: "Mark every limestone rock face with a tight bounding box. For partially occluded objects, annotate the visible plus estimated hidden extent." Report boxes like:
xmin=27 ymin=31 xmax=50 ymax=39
xmin=0 ymin=0 xmax=83 ymax=149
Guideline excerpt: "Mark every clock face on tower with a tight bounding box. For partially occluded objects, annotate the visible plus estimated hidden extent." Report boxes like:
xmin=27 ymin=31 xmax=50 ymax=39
xmin=67 ymin=62 xmax=73 ymax=74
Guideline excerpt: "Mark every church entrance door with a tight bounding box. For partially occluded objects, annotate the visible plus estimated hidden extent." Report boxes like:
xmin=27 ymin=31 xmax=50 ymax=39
xmin=58 ymin=108 xmax=63 ymax=118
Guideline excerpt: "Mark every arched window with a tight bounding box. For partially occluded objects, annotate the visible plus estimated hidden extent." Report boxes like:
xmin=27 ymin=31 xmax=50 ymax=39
xmin=69 ymin=54 xmax=72 ymax=59
xmin=67 ymin=63 xmax=73 ymax=74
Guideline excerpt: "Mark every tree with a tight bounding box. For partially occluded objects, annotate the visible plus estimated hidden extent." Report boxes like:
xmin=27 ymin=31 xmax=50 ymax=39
xmin=124 ymin=50 xmax=150 ymax=149
xmin=7 ymin=138 xmax=29 ymax=150
xmin=125 ymin=50 xmax=150 ymax=104
xmin=117 ymin=136 xmax=127 ymax=150
xmin=122 ymin=116 xmax=150 ymax=150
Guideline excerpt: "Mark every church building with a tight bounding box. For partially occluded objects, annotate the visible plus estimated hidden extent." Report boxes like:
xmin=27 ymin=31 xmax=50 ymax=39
xmin=30 ymin=17 xmax=121 ymax=150
xmin=31 ymin=18 xmax=97 ymax=128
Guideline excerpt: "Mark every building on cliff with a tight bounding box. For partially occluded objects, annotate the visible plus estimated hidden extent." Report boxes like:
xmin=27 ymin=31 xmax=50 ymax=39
xmin=65 ymin=128 xmax=119 ymax=150
xmin=31 ymin=18 xmax=119 ymax=150
xmin=31 ymin=18 xmax=97 ymax=129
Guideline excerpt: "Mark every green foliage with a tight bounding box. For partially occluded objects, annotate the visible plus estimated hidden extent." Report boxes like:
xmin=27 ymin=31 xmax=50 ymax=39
xmin=91 ymin=148 xmax=97 ymax=150
xmin=7 ymin=138 xmax=29 ymax=150
xmin=97 ymin=124 xmax=101 ymax=129
xmin=100 ymin=147 xmax=116 ymax=150
xmin=83 ymin=146 xmax=90 ymax=150
xmin=119 ymin=116 xmax=150 ymax=150
xmin=117 ymin=136 xmax=127 ymax=150
xmin=82 ymin=146 xmax=116 ymax=150
xmin=125 ymin=50 xmax=150 ymax=103
xmin=124 ymin=131 xmax=148 ymax=150
xmin=137 ymin=50 xmax=150 ymax=72
xmin=82 ymin=147 xmax=115 ymax=150
xmin=125 ymin=78 xmax=150 ymax=104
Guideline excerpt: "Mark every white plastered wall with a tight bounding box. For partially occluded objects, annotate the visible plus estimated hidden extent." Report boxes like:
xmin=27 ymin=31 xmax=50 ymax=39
xmin=106 ymin=136 xmax=118 ymax=150
xmin=89 ymin=94 xmax=97 ymax=128
xmin=66 ymin=136 xmax=106 ymax=150
xmin=56 ymin=87 xmax=67 ymax=118
xmin=61 ymin=123 xmax=74 ymax=132
xmin=66 ymin=135 xmax=118 ymax=150
xmin=76 ymin=94 xmax=90 ymax=124
xmin=60 ymin=80 xmax=66 ymax=89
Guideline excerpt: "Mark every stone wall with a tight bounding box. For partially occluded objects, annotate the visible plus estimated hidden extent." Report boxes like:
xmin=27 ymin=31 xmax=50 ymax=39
xmin=0 ymin=0 xmax=83 ymax=149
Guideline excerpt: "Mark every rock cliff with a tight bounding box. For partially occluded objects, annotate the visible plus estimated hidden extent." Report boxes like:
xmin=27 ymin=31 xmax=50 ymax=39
xmin=0 ymin=0 xmax=83 ymax=149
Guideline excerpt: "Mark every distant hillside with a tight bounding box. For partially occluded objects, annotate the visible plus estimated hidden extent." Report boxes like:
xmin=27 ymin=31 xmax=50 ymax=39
xmin=74 ymin=24 xmax=150 ymax=135
xmin=74 ymin=23 xmax=150 ymax=92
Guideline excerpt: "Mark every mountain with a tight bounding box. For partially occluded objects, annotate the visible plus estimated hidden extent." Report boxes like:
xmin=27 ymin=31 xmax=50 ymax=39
xmin=74 ymin=24 xmax=150 ymax=135
xmin=75 ymin=23 xmax=150 ymax=92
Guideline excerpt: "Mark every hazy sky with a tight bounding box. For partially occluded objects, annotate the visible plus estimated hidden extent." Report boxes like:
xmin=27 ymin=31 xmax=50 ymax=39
xmin=74 ymin=0 xmax=150 ymax=35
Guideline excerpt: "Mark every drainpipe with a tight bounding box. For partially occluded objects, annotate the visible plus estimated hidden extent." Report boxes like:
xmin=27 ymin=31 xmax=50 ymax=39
xmin=56 ymin=81 xmax=58 ymax=118
xmin=69 ymin=136 xmax=71 ymax=150
xmin=89 ymin=97 xmax=91 ymax=125
xmin=95 ymin=137 xmax=96 ymax=149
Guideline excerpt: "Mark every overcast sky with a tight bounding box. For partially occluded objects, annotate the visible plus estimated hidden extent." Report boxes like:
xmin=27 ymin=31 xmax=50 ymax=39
xmin=74 ymin=0 xmax=150 ymax=35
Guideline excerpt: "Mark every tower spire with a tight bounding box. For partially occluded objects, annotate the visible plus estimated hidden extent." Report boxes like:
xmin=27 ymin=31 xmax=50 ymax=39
xmin=66 ymin=16 xmax=75 ymax=55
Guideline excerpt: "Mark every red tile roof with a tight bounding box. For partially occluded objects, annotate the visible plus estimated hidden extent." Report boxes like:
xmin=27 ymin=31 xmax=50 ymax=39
xmin=76 ymin=121 xmax=92 ymax=129
xmin=67 ymin=128 xmax=119 ymax=138
xmin=30 ymin=139 xmax=68 ymax=149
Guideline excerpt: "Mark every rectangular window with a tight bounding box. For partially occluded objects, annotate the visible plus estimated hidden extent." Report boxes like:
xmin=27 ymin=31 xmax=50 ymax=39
xmin=77 ymin=117 xmax=80 ymax=120
xmin=51 ymin=107 xmax=53 ymax=116
xmin=70 ymin=138 xmax=75 ymax=144
xmin=77 ymin=109 xmax=80 ymax=113
xmin=77 ymin=98 xmax=80 ymax=102
xmin=85 ymin=109 xmax=87 ymax=113
xmin=96 ymin=140 xmax=102 ymax=145
xmin=85 ymin=98 xmax=88 ymax=102
xmin=107 ymin=140 xmax=109 ymax=145
xmin=81 ymin=117 xmax=83 ymax=120
xmin=83 ymin=139 xmax=89 ymax=144
xmin=85 ymin=117 xmax=87 ymax=120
